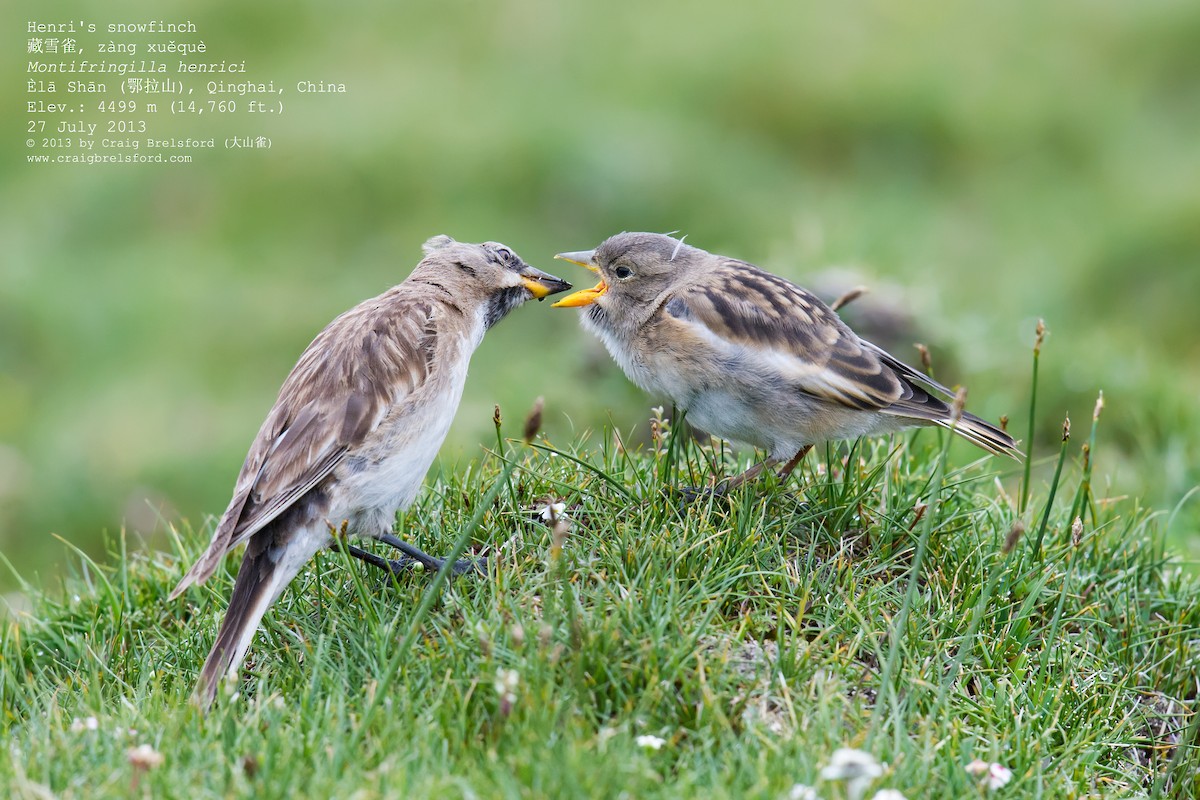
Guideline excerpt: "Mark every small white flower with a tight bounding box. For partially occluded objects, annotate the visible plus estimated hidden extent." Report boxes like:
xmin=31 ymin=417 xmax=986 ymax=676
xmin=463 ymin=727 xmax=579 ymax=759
xmin=538 ymin=502 xmax=567 ymax=522
xmin=788 ymin=784 xmax=819 ymax=800
xmin=820 ymin=748 xmax=882 ymax=781
xmin=126 ymin=743 xmax=164 ymax=770
xmin=493 ymin=668 xmax=519 ymax=707
xmin=635 ymin=734 xmax=666 ymax=750
xmin=966 ymin=760 xmax=1012 ymax=790
xmin=820 ymin=749 xmax=883 ymax=800
xmin=494 ymin=668 xmax=519 ymax=694
xmin=871 ymin=790 xmax=906 ymax=800
xmin=69 ymin=716 xmax=99 ymax=733
xmin=984 ymin=763 xmax=1012 ymax=790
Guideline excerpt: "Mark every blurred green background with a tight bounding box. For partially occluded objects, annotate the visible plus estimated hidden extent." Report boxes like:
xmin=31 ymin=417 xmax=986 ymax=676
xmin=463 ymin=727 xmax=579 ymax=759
xmin=3 ymin=0 xmax=1198 ymax=589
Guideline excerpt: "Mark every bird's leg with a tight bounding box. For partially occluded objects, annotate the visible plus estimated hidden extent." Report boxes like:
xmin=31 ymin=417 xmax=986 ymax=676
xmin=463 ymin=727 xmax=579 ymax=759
xmin=680 ymin=458 xmax=775 ymax=501
xmin=680 ymin=446 xmax=813 ymax=502
xmin=332 ymin=541 xmax=396 ymax=572
xmin=715 ymin=459 xmax=775 ymax=493
xmin=328 ymin=531 xmax=485 ymax=578
xmin=374 ymin=532 xmax=487 ymax=577
xmin=775 ymin=445 xmax=813 ymax=482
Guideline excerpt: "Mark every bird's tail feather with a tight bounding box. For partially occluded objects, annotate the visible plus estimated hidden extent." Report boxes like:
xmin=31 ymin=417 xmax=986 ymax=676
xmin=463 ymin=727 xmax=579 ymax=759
xmin=881 ymin=394 xmax=1021 ymax=459
xmin=193 ymin=546 xmax=280 ymax=708
xmin=865 ymin=344 xmax=1021 ymax=460
xmin=169 ymin=486 xmax=254 ymax=601
xmin=192 ymin=527 xmax=324 ymax=709
xmin=936 ymin=411 xmax=1023 ymax=459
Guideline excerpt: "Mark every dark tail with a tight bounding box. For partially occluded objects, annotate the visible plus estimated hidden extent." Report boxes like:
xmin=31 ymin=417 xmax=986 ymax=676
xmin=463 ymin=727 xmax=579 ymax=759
xmin=194 ymin=543 xmax=285 ymax=709
xmin=936 ymin=410 xmax=1022 ymax=459
xmin=864 ymin=342 xmax=1022 ymax=460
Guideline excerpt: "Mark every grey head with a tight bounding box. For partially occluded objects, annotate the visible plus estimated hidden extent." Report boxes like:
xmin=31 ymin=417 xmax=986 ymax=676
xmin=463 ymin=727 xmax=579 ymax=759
xmin=414 ymin=235 xmax=572 ymax=328
xmin=550 ymin=232 xmax=706 ymax=329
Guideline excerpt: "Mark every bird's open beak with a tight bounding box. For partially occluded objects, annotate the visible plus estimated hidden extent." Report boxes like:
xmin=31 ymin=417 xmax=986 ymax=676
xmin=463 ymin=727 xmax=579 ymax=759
xmin=551 ymin=250 xmax=607 ymax=308
xmin=519 ymin=266 xmax=573 ymax=301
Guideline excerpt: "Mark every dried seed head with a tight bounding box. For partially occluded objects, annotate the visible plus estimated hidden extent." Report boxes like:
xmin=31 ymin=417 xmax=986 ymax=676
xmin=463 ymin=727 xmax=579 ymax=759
xmin=1062 ymin=415 xmax=1071 ymax=442
xmin=493 ymin=404 xmax=503 ymax=429
xmin=523 ymin=396 xmax=544 ymax=444
xmin=1035 ymin=319 xmax=1046 ymax=354
xmin=550 ymin=518 xmax=570 ymax=558
xmin=914 ymin=343 xmax=932 ymax=374
xmin=475 ymin=622 xmax=492 ymax=658
xmin=1003 ymin=520 xmax=1025 ymax=553
xmin=1071 ymin=516 xmax=1083 ymax=547
xmin=950 ymin=387 xmax=967 ymax=424
xmin=999 ymin=414 xmax=1009 ymax=433
xmin=1093 ymin=391 xmax=1104 ymax=422
xmin=993 ymin=476 xmax=1013 ymax=509
xmin=908 ymin=501 xmax=928 ymax=531
xmin=831 ymin=285 xmax=867 ymax=312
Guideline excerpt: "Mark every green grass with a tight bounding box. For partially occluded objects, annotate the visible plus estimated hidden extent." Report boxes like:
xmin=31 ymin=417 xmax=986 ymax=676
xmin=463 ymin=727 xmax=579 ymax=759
xmin=4 ymin=0 xmax=1200 ymax=584
xmin=3 ymin=408 xmax=1196 ymax=798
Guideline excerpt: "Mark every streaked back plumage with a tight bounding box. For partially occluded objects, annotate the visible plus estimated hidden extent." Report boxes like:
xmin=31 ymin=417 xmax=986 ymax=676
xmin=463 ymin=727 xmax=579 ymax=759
xmin=174 ymin=236 xmax=569 ymax=706
xmin=569 ymin=231 xmax=1020 ymax=461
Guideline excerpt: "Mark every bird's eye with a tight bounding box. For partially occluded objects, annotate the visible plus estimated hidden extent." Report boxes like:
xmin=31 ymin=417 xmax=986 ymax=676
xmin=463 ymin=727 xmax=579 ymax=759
xmin=495 ymin=247 xmax=517 ymax=267
xmin=614 ymin=266 xmax=633 ymax=279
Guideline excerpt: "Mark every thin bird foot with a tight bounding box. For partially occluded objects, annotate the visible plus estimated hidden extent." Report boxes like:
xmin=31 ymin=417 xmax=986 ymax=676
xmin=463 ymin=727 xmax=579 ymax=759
xmin=675 ymin=483 xmax=730 ymax=504
xmin=677 ymin=461 xmax=772 ymax=503
xmin=676 ymin=448 xmax=811 ymax=503
xmin=375 ymin=533 xmax=487 ymax=576
xmin=332 ymin=540 xmax=486 ymax=579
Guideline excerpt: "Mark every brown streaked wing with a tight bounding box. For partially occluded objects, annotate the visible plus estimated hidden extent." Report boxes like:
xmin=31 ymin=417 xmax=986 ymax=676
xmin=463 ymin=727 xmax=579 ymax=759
xmin=232 ymin=297 xmax=439 ymax=540
xmin=670 ymin=260 xmax=905 ymax=410
xmin=172 ymin=295 xmax=441 ymax=595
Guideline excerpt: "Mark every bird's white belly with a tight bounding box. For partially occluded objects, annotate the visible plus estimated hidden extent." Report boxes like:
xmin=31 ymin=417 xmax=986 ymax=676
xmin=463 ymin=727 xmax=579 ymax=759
xmin=583 ymin=308 xmax=906 ymax=458
xmin=682 ymin=390 xmax=769 ymax=447
xmin=685 ymin=383 xmax=907 ymax=458
xmin=330 ymin=374 xmax=468 ymax=530
xmin=345 ymin=410 xmax=452 ymax=511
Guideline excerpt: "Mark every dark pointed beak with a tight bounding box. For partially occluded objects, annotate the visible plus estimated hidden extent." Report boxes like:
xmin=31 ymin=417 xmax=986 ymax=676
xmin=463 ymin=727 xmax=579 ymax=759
xmin=519 ymin=265 xmax=572 ymax=301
